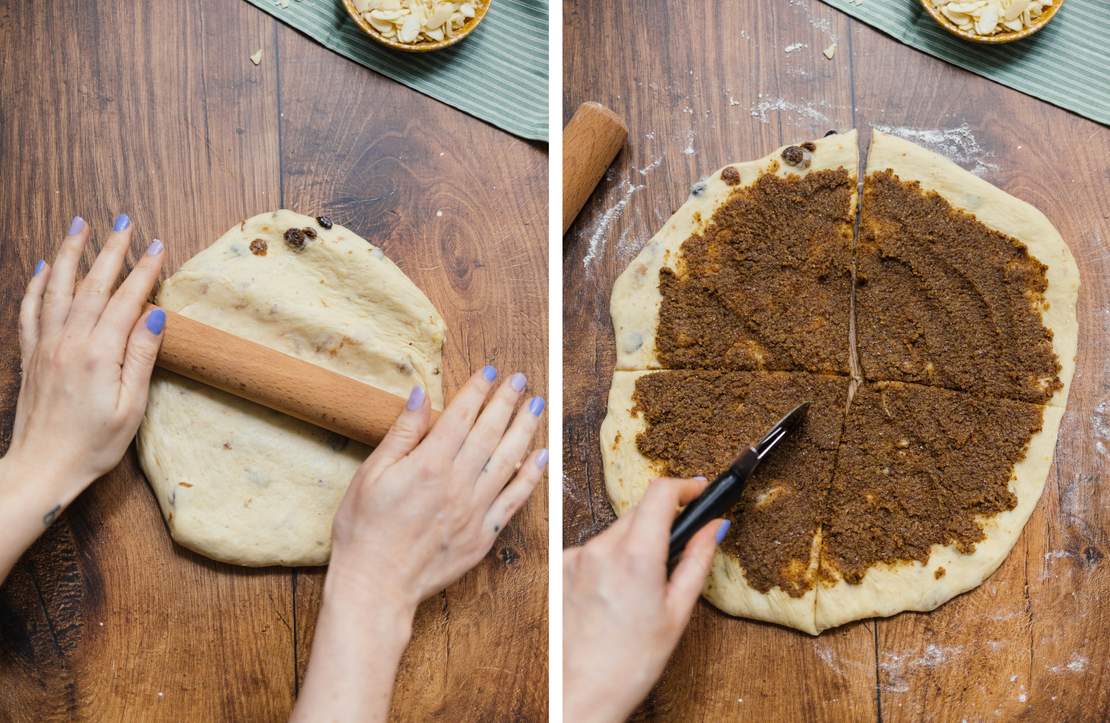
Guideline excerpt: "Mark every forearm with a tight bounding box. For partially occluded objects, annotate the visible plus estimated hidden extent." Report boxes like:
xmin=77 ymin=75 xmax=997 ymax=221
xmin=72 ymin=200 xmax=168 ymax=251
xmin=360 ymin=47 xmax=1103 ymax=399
xmin=0 ymin=453 xmax=84 ymax=584
xmin=292 ymin=554 xmax=416 ymax=723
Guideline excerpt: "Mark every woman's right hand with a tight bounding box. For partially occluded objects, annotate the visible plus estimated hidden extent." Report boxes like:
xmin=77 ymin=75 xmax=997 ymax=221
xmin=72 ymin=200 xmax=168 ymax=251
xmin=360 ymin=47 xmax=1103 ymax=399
xmin=563 ymin=477 xmax=728 ymax=723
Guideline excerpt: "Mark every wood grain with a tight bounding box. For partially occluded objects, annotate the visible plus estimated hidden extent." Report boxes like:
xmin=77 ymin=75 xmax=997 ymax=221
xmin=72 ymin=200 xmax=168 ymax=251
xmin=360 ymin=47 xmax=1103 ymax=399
xmin=563 ymin=0 xmax=1109 ymax=720
xmin=0 ymin=0 xmax=548 ymax=720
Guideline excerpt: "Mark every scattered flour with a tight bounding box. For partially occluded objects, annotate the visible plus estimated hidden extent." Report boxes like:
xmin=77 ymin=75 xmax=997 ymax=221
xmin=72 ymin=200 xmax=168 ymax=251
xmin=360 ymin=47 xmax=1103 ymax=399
xmin=880 ymin=644 xmax=963 ymax=693
xmin=750 ymin=95 xmax=833 ymax=125
xmin=682 ymin=129 xmax=696 ymax=156
xmin=1093 ymin=399 xmax=1110 ymax=456
xmin=581 ymin=179 xmax=644 ymax=270
xmin=871 ymin=123 xmax=998 ymax=177
xmin=1044 ymin=550 xmax=1076 ymax=561
xmin=1048 ymin=652 xmax=1089 ymax=674
xmin=787 ymin=0 xmax=838 ymax=41
xmin=638 ymin=158 xmax=662 ymax=175
xmin=785 ymin=42 xmax=808 ymax=53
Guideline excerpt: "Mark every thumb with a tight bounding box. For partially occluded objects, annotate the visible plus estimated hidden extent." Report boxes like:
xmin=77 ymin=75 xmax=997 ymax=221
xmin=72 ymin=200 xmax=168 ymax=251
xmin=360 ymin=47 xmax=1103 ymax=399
xmin=665 ymin=518 xmax=727 ymax=629
xmin=358 ymin=385 xmax=432 ymax=482
xmin=119 ymin=306 xmax=166 ymax=416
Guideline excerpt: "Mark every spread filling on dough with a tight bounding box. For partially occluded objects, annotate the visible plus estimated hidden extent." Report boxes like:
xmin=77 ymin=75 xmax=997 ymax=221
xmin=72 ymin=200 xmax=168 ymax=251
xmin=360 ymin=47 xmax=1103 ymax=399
xmin=655 ymin=169 xmax=854 ymax=374
xmin=856 ymin=170 xmax=1061 ymax=404
xmin=820 ymin=382 xmax=1044 ymax=584
xmin=632 ymin=371 xmax=847 ymax=595
xmin=603 ymin=131 xmax=1077 ymax=632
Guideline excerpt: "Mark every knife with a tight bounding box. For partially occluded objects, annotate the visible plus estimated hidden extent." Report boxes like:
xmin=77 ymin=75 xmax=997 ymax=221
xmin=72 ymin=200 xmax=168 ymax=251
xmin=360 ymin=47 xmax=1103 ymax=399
xmin=667 ymin=402 xmax=811 ymax=563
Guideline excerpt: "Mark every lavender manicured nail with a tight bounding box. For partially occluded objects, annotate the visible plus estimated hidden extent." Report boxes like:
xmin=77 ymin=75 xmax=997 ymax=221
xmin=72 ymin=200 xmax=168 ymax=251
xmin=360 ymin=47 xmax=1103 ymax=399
xmin=510 ymin=372 xmax=527 ymax=392
xmin=33 ymin=259 xmax=45 ymax=276
xmin=715 ymin=519 xmax=731 ymax=544
xmin=113 ymin=213 xmax=131 ymax=232
xmin=406 ymin=385 xmax=425 ymax=411
xmin=535 ymin=448 xmax=549 ymax=469
xmin=146 ymin=308 xmax=166 ymax=335
xmin=692 ymin=475 xmax=707 ymax=482
xmin=147 ymin=239 xmax=164 ymax=256
xmin=528 ymin=396 xmax=545 ymax=417
xmin=67 ymin=216 xmax=85 ymax=235
xmin=482 ymin=365 xmax=497 ymax=382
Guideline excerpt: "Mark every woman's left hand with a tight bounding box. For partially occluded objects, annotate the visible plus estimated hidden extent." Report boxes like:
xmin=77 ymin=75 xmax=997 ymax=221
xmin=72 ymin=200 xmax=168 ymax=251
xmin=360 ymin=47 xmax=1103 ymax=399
xmin=0 ymin=215 xmax=166 ymax=581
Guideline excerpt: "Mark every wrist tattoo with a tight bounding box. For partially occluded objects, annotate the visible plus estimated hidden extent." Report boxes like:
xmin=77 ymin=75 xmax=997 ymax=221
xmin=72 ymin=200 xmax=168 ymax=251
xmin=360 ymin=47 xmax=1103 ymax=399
xmin=43 ymin=504 xmax=61 ymax=527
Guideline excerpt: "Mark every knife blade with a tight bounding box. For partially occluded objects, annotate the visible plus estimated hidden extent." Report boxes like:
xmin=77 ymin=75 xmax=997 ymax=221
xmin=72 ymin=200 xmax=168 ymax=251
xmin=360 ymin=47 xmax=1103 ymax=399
xmin=667 ymin=402 xmax=810 ymax=563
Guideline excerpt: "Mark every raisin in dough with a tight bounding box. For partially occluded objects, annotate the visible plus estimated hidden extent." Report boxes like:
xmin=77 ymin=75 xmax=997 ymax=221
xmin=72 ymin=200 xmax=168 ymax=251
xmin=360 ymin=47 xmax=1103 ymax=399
xmin=138 ymin=210 xmax=445 ymax=566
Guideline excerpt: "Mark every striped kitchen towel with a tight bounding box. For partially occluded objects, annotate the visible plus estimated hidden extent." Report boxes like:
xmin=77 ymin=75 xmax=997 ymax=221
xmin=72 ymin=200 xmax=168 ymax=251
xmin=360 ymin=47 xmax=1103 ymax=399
xmin=245 ymin=0 xmax=548 ymax=140
xmin=819 ymin=0 xmax=1109 ymax=126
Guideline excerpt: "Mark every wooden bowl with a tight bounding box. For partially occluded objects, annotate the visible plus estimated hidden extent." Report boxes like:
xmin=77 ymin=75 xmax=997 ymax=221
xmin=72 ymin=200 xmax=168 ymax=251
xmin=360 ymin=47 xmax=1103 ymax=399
xmin=342 ymin=0 xmax=491 ymax=53
xmin=921 ymin=0 xmax=1064 ymax=44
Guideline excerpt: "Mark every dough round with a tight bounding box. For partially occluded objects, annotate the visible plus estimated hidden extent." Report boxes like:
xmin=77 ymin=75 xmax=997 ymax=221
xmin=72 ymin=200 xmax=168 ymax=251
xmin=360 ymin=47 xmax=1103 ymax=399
xmin=600 ymin=131 xmax=1078 ymax=633
xmin=138 ymin=210 xmax=445 ymax=566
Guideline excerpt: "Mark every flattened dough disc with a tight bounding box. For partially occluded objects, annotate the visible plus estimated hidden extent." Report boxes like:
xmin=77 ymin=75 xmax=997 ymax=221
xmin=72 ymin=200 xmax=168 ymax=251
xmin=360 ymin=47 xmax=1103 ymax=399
xmin=138 ymin=210 xmax=446 ymax=567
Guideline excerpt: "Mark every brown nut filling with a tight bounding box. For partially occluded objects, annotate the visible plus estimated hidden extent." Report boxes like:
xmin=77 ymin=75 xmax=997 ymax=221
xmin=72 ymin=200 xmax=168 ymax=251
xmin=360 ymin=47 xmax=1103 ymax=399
xmin=633 ymin=370 xmax=848 ymax=596
xmin=656 ymin=170 xmax=854 ymax=374
xmin=820 ymin=382 xmax=1043 ymax=584
xmin=856 ymin=171 xmax=1061 ymax=404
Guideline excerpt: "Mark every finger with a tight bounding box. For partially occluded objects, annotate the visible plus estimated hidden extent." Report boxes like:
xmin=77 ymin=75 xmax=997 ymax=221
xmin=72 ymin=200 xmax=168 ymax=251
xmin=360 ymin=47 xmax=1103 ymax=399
xmin=357 ymin=385 xmax=433 ymax=484
xmin=65 ymin=213 xmax=133 ymax=334
xmin=665 ymin=519 xmax=727 ymax=628
xmin=454 ymin=371 xmax=529 ymax=483
xmin=480 ymin=448 xmax=548 ymax=542
xmin=95 ymin=238 xmax=165 ymax=362
xmin=625 ymin=477 xmax=710 ymax=563
xmin=473 ymin=393 xmax=545 ymax=508
xmin=40 ymin=215 xmax=91 ymax=338
xmin=18 ymin=260 xmax=50 ymax=366
xmin=117 ymin=306 xmax=166 ymax=420
xmin=421 ymin=365 xmax=499 ymax=458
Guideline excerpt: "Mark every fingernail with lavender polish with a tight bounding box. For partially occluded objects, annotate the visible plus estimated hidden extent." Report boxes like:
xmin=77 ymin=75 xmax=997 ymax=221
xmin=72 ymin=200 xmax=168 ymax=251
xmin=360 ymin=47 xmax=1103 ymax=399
xmin=482 ymin=365 xmax=497 ymax=382
xmin=529 ymin=396 xmax=545 ymax=417
xmin=693 ymin=475 xmax=707 ymax=482
xmin=113 ymin=213 xmax=131 ymax=232
xmin=535 ymin=448 xmax=549 ymax=469
xmin=147 ymin=239 xmax=164 ymax=256
xmin=146 ymin=308 xmax=166 ymax=335
xmin=510 ymin=372 xmax=527 ymax=392
xmin=33 ymin=259 xmax=45 ymax=276
xmin=406 ymin=385 xmax=425 ymax=411
xmin=67 ymin=216 xmax=85 ymax=235
xmin=715 ymin=519 xmax=731 ymax=545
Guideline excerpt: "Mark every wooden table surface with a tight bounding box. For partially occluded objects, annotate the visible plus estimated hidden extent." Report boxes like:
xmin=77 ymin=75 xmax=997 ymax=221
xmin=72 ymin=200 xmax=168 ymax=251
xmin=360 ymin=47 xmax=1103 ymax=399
xmin=563 ymin=1 xmax=1109 ymax=720
xmin=0 ymin=1 xmax=547 ymax=720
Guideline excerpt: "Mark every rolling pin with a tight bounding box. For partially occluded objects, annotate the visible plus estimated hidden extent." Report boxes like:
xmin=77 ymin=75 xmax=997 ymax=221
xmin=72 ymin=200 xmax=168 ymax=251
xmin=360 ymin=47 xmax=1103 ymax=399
xmin=150 ymin=306 xmax=438 ymax=446
xmin=562 ymin=102 xmax=628 ymax=234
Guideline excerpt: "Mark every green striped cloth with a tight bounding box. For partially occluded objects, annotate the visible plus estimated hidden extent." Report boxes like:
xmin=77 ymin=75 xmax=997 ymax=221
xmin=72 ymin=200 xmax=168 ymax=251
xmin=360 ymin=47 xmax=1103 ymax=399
xmin=245 ymin=0 xmax=548 ymax=140
xmin=820 ymin=0 xmax=1109 ymax=126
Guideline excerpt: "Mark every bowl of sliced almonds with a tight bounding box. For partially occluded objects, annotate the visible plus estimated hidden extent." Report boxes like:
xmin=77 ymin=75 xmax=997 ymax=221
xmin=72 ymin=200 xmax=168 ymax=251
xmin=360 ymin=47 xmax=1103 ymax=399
xmin=923 ymin=0 xmax=1063 ymax=44
xmin=343 ymin=0 xmax=490 ymax=52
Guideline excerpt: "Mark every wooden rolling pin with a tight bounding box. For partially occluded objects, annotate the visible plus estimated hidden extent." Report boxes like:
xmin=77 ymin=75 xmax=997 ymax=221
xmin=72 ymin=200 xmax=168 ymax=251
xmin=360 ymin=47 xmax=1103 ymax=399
xmin=150 ymin=306 xmax=438 ymax=446
xmin=562 ymin=102 xmax=628 ymax=234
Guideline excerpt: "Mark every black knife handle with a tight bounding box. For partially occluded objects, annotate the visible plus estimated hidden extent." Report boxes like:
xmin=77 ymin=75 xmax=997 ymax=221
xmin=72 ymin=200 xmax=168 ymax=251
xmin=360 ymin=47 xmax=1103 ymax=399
xmin=667 ymin=448 xmax=760 ymax=563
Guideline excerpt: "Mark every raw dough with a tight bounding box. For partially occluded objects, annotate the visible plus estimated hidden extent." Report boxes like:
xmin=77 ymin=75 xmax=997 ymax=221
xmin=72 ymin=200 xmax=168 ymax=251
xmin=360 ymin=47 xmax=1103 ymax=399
xmin=138 ymin=210 xmax=446 ymax=566
xmin=600 ymin=131 xmax=1079 ymax=633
